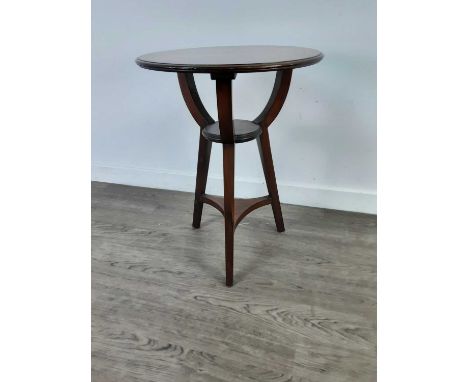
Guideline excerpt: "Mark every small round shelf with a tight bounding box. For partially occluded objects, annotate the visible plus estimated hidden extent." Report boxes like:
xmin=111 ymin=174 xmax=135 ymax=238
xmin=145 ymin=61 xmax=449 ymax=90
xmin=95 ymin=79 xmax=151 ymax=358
xmin=202 ymin=120 xmax=261 ymax=143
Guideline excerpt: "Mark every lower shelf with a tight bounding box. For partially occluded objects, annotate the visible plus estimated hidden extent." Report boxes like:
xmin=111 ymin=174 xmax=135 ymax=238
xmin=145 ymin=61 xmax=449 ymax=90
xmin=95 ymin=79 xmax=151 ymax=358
xmin=199 ymin=194 xmax=272 ymax=228
xmin=202 ymin=120 xmax=262 ymax=143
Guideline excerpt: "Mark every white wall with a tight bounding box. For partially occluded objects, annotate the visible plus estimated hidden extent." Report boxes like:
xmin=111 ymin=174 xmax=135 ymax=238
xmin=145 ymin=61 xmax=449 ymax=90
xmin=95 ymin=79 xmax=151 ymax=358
xmin=92 ymin=0 xmax=376 ymax=213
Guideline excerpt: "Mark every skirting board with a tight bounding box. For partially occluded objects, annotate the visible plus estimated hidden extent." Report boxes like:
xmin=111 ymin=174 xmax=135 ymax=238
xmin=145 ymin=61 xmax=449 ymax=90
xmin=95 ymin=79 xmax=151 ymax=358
xmin=92 ymin=163 xmax=376 ymax=214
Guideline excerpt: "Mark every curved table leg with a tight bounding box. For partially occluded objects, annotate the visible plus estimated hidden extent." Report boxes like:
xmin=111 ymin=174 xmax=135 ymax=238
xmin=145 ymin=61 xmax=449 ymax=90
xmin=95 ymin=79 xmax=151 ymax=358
xmin=223 ymin=143 xmax=234 ymax=287
xmin=178 ymin=73 xmax=214 ymax=127
xmin=257 ymin=130 xmax=285 ymax=232
xmin=253 ymin=69 xmax=292 ymax=128
xmin=178 ymin=71 xmax=292 ymax=286
xmin=192 ymin=135 xmax=211 ymax=228
xmin=177 ymin=73 xmax=214 ymax=228
xmin=253 ymin=69 xmax=292 ymax=232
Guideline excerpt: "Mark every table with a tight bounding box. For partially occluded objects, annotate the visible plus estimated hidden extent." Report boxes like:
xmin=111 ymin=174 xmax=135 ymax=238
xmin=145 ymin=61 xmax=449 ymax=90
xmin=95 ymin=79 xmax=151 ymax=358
xmin=136 ymin=46 xmax=323 ymax=286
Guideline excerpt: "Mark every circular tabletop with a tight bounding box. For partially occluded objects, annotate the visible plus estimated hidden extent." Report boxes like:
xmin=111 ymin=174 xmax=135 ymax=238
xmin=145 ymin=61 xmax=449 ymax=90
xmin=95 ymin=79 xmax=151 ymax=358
xmin=135 ymin=45 xmax=323 ymax=74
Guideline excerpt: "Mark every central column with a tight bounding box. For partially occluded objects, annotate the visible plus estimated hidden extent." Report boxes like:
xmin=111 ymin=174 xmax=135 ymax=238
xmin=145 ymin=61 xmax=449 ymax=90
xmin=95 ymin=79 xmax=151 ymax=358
xmin=212 ymin=73 xmax=236 ymax=286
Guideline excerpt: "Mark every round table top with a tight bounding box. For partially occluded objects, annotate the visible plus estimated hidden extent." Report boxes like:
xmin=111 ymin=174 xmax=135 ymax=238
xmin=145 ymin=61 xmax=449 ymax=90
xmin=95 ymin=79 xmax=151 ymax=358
xmin=135 ymin=45 xmax=323 ymax=74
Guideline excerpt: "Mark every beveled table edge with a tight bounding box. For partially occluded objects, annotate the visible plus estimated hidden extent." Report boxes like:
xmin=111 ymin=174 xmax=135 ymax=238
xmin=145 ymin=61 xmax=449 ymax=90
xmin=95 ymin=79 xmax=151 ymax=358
xmin=135 ymin=50 xmax=323 ymax=73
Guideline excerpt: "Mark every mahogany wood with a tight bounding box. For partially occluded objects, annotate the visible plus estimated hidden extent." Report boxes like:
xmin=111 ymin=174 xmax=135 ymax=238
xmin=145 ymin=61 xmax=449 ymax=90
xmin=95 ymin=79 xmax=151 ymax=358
xmin=257 ymin=129 xmax=285 ymax=232
xmin=253 ymin=69 xmax=293 ymax=128
xmin=136 ymin=45 xmax=323 ymax=73
xmin=251 ymin=70 xmax=292 ymax=232
xmin=177 ymin=73 xmax=214 ymax=228
xmin=192 ymin=133 xmax=212 ymax=228
xmin=202 ymin=119 xmax=261 ymax=143
xmin=234 ymin=196 xmax=272 ymax=229
xmin=215 ymin=76 xmax=236 ymax=286
xmin=222 ymin=144 xmax=235 ymax=287
xmin=199 ymin=194 xmax=272 ymax=229
xmin=138 ymin=46 xmax=323 ymax=286
xmin=215 ymin=77 xmax=235 ymax=144
xmin=200 ymin=194 xmax=224 ymax=216
xmin=177 ymin=73 xmax=214 ymax=127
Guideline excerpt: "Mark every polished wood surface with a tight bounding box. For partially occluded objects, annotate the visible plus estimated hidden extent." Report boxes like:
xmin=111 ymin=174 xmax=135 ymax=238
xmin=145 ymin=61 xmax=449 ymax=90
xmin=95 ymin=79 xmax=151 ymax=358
xmin=257 ymin=129 xmax=285 ymax=232
xmin=139 ymin=46 xmax=323 ymax=285
xmin=192 ymin=133 xmax=211 ymax=228
xmin=176 ymin=69 xmax=294 ymax=284
xmin=177 ymin=72 xmax=214 ymax=229
xmin=177 ymin=73 xmax=214 ymax=127
xmin=136 ymin=45 xmax=323 ymax=73
xmin=92 ymin=182 xmax=377 ymax=382
xmin=199 ymin=194 xmax=273 ymax=229
xmin=202 ymin=119 xmax=261 ymax=143
xmin=222 ymin=143 xmax=235 ymax=287
xmin=253 ymin=69 xmax=293 ymax=129
xmin=215 ymin=75 xmax=236 ymax=286
xmin=253 ymin=69 xmax=293 ymax=232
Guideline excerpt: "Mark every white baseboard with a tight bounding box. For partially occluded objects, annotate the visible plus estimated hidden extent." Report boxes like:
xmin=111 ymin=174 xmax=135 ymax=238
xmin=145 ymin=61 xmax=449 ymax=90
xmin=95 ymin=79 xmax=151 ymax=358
xmin=92 ymin=163 xmax=376 ymax=214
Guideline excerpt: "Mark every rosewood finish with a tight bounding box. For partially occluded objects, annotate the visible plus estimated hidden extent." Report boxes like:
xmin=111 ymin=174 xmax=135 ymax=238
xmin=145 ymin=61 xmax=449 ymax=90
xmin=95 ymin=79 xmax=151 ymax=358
xmin=136 ymin=45 xmax=323 ymax=73
xmin=136 ymin=46 xmax=323 ymax=286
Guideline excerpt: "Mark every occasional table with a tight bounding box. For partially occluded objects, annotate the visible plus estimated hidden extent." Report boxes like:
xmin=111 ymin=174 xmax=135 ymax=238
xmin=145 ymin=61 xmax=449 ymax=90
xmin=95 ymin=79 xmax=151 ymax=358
xmin=136 ymin=46 xmax=323 ymax=286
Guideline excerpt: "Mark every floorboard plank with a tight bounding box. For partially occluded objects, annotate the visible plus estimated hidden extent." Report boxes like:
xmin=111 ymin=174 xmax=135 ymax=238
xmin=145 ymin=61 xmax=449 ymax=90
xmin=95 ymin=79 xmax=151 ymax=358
xmin=92 ymin=182 xmax=376 ymax=382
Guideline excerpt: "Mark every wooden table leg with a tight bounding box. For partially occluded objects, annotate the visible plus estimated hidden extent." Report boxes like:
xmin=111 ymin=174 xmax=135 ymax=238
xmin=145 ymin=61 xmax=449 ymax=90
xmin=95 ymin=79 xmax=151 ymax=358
xmin=257 ymin=129 xmax=285 ymax=232
xmin=253 ymin=69 xmax=292 ymax=232
xmin=213 ymin=73 xmax=236 ymax=286
xmin=193 ymin=133 xmax=212 ymax=228
xmin=181 ymin=70 xmax=292 ymax=286
xmin=177 ymin=73 xmax=215 ymax=228
xmin=223 ymin=143 xmax=235 ymax=287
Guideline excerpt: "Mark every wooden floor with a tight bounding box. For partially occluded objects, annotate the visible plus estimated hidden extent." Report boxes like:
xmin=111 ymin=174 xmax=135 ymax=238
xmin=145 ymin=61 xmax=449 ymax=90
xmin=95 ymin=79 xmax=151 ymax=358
xmin=92 ymin=182 xmax=376 ymax=382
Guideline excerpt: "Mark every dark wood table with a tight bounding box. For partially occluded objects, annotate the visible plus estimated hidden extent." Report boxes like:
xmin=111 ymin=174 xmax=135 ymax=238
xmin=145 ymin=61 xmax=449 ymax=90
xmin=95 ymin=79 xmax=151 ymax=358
xmin=136 ymin=45 xmax=323 ymax=286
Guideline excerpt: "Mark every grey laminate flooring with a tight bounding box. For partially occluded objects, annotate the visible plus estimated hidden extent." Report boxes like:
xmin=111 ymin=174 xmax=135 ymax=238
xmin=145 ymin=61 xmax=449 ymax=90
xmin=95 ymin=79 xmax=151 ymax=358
xmin=92 ymin=181 xmax=376 ymax=382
